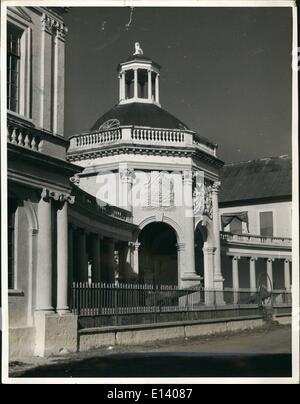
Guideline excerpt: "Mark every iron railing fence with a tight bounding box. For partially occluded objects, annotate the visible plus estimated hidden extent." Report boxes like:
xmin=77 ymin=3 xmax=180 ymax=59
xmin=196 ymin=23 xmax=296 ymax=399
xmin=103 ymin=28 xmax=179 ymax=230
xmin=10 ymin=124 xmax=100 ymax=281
xmin=70 ymin=282 xmax=292 ymax=317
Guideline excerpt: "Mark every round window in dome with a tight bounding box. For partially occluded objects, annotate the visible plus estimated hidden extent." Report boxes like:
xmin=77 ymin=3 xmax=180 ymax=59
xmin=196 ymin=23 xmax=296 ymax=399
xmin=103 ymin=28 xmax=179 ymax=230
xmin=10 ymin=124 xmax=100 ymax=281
xmin=99 ymin=119 xmax=120 ymax=131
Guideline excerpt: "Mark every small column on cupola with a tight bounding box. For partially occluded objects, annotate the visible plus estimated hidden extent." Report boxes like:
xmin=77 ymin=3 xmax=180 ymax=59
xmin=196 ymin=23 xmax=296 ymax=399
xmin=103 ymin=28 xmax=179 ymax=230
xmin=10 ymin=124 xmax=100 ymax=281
xmin=117 ymin=42 xmax=161 ymax=107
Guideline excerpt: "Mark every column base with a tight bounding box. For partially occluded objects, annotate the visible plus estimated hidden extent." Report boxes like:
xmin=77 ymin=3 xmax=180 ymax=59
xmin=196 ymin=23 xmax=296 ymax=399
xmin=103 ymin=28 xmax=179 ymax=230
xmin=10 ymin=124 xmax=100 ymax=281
xmin=34 ymin=311 xmax=78 ymax=357
xmin=57 ymin=308 xmax=70 ymax=315
xmin=180 ymin=274 xmax=201 ymax=288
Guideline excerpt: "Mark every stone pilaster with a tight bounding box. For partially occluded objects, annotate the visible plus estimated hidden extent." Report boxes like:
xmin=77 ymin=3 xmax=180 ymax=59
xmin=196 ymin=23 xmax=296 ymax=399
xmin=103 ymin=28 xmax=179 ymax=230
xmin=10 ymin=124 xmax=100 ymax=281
xmin=119 ymin=163 xmax=134 ymax=210
xmin=182 ymin=170 xmax=198 ymax=286
xmin=211 ymin=181 xmax=224 ymax=290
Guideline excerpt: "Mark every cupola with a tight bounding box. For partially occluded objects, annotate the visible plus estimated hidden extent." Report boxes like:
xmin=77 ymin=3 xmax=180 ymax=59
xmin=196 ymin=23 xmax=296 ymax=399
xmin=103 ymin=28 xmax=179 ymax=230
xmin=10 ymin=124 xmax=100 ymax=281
xmin=117 ymin=42 xmax=161 ymax=107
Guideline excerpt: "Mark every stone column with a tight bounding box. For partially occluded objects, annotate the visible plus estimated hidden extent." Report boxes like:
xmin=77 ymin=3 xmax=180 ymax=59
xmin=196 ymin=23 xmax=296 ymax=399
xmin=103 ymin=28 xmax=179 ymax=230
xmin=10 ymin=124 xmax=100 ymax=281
xmin=182 ymin=170 xmax=197 ymax=285
xmin=249 ymin=257 xmax=257 ymax=291
xmin=134 ymin=68 xmax=138 ymax=99
xmin=92 ymin=234 xmax=101 ymax=282
xmin=232 ymin=256 xmax=240 ymax=304
xmin=211 ymin=181 xmax=224 ymax=290
xmin=267 ymin=258 xmax=274 ymax=291
xmin=155 ymin=73 xmax=160 ymax=103
xmin=36 ymin=189 xmax=54 ymax=312
xmin=203 ymin=246 xmax=216 ymax=306
xmin=78 ymin=229 xmax=88 ymax=282
xmin=176 ymin=243 xmax=185 ymax=288
xmin=133 ymin=242 xmax=140 ymax=279
xmin=148 ymin=70 xmax=152 ymax=100
xmin=106 ymin=239 xmax=116 ymax=283
xmin=284 ymin=259 xmax=291 ymax=291
xmin=56 ymin=201 xmax=69 ymax=313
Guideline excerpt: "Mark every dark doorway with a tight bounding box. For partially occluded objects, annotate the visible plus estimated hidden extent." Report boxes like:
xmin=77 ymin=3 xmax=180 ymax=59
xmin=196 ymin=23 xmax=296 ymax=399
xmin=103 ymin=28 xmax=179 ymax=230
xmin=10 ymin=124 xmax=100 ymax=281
xmin=139 ymin=222 xmax=178 ymax=286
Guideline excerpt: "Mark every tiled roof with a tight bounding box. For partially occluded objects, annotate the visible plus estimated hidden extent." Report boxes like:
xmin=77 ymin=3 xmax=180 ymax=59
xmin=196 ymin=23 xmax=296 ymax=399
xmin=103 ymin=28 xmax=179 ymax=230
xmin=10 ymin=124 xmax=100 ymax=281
xmin=219 ymin=155 xmax=292 ymax=204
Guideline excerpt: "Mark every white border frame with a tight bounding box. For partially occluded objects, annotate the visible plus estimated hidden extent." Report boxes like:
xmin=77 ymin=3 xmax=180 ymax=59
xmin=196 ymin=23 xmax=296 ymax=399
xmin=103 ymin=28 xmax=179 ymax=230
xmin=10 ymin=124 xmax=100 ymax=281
xmin=1 ymin=0 xmax=299 ymax=385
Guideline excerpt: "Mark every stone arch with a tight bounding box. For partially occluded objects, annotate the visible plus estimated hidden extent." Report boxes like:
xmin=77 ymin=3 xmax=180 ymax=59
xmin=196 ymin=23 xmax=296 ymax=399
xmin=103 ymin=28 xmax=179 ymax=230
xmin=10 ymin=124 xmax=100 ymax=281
xmin=138 ymin=220 xmax=179 ymax=286
xmin=135 ymin=215 xmax=184 ymax=245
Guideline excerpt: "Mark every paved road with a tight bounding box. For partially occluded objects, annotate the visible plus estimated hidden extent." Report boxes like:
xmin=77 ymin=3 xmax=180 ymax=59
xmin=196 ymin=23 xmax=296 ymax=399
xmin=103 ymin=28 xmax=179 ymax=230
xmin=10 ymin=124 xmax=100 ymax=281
xmin=149 ymin=325 xmax=291 ymax=354
xmin=10 ymin=325 xmax=291 ymax=378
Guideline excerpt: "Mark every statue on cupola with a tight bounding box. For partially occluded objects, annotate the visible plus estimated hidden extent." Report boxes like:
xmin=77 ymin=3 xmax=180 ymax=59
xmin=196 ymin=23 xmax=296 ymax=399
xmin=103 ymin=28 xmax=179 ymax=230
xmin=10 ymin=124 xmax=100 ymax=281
xmin=133 ymin=42 xmax=143 ymax=55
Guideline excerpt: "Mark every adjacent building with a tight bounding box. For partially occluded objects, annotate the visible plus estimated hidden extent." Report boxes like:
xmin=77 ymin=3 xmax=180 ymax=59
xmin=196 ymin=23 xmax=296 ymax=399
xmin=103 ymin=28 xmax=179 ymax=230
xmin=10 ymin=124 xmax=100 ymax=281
xmin=219 ymin=156 xmax=292 ymax=297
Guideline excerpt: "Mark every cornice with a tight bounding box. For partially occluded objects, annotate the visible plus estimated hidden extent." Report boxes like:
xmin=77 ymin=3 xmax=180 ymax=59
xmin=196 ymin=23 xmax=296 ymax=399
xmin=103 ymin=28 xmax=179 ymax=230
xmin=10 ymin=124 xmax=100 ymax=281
xmin=67 ymin=144 xmax=223 ymax=169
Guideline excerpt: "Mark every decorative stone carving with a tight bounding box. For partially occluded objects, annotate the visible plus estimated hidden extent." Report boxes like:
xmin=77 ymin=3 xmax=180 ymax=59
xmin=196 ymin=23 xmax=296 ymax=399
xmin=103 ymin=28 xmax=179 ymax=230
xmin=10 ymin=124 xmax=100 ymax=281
xmin=41 ymin=13 xmax=68 ymax=40
xmin=41 ymin=13 xmax=54 ymax=34
xmin=212 ymin=181 xmax=221 ymax=193
xmin=120 ymin=167 xmax=135 ymax=183
xmin=70 ymin=174 xmax=80 ymax=185
xmin=144 ymin=171 xmax=175 ymax=209
xmin=41 ymin=188 xmax=75 ymax=204
xmin=193 ymin=182 xmax=213 ymax=219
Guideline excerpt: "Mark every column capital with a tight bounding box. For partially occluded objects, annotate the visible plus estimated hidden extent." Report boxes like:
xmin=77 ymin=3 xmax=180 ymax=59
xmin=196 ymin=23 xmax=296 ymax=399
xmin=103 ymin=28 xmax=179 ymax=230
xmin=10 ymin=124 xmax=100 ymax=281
xmin=203 ymin=246 xmax=216 ymax=255
xmin=267 ymin=257 xmax=275 ymax=263
xmin=182 ymin=170 xmax=193 ymax=183
xmin=284 ymin=258 xmax=291 ymax=263
xmin=211 ymin=181 xmax=221 ymax=193
xmin=232 ymin=255 xmax=241 ymax=261
xmin=41 ymin=188 xmax=75 ymax=205
xmin=250 ymin=256 xmax=258 ymax=262
xmin=120 ymin=167 xmax=135 ymax=183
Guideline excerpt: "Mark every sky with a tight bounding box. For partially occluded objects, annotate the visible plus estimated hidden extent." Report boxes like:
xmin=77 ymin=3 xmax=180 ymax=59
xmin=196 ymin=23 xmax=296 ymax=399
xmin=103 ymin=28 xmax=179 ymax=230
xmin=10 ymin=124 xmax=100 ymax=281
xmin=64 ymin=6 xmax=293 ymax=163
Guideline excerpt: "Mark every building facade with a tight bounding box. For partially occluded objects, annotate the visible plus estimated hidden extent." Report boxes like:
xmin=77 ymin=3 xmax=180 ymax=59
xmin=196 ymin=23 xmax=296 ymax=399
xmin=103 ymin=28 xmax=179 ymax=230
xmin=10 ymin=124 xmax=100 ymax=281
xmin=219 ymin=156 xmax=292 ymax=299
xmin=5 ymin=8 xmax=292 ymax=360
xmin=67 ymin=45 xmax=225 ymax=293
xmin=6 ymin=7 xmax=137 ymax=358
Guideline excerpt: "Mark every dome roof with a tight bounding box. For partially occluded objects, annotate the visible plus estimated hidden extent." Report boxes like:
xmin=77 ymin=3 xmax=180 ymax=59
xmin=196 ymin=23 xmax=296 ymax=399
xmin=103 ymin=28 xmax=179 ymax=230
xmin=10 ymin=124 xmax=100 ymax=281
xmin=90 ymin=103 xmax=189 ymax=132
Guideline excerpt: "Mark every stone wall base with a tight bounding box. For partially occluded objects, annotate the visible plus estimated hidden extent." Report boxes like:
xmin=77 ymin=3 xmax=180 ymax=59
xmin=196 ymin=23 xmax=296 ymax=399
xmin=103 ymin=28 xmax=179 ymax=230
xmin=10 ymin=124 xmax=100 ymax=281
xmin=9 ymin=327 xmax=35 ymax=359
xmin=275 ymin=316 xmax=292 ymax=325
xmin=79 ymin=316 xmax=265 ymax=352
xmin=34 ymin=312 xmax=78 ymax=357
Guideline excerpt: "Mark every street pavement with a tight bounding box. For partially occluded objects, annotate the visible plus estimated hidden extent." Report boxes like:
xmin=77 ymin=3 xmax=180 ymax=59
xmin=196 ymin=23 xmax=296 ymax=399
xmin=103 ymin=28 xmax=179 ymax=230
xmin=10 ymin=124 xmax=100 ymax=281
xmin=9 ymin=324 xmax=292 ymax=378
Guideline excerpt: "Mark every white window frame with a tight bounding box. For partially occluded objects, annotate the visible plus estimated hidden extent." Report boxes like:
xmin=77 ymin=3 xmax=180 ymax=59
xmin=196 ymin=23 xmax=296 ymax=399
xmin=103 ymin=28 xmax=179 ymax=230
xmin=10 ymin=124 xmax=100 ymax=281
xmin=7 ymin=12 xmax=32 ymax=120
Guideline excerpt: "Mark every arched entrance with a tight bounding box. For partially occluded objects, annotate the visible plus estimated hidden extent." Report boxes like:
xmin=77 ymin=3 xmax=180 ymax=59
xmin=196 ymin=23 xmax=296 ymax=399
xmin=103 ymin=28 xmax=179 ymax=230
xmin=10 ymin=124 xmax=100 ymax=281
xmin=138 ymin=222 xmax=178 ymax=286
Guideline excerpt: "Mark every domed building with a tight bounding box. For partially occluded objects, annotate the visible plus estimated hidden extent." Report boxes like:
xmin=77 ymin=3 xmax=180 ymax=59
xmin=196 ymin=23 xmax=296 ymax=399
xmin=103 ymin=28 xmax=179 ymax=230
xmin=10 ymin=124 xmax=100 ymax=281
xmin=68 ymin=44 xmax=225 ymax=293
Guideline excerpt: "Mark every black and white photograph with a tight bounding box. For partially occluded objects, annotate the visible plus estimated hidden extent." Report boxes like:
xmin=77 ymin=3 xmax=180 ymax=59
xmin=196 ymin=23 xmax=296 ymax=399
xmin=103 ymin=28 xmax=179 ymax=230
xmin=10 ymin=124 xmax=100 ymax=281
xmin=1 ymin=0 xmax=299 ymax=385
